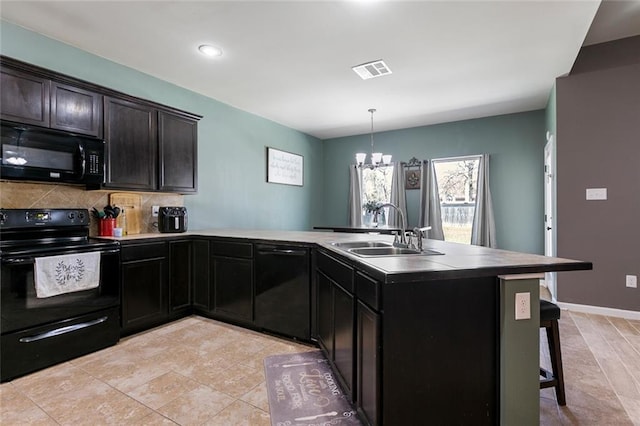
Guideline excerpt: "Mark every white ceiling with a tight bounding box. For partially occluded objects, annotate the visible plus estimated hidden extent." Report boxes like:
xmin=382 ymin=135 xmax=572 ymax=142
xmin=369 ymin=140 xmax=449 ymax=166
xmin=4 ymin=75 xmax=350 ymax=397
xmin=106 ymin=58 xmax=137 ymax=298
xmin=1 ymin=1 xmax=639 ymax=140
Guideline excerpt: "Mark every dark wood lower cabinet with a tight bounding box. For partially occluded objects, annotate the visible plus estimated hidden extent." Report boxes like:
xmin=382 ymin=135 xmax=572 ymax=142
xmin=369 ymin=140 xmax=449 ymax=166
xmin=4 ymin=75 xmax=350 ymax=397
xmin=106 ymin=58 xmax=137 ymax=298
xmin=192 ymin=239 xmax=211 ymax=311
xmin=121 ymin=239 xmax=195 ymax=336
xmin=202 ymin=240 xmax=255 ymax=325
xmin=317 ymin=272 xmax=334 ymax=356
xmin=120 ymin=242 xmax=168 ymax=336
xmin=333 ymin=283 xmax=354 ymax=397
xmin=357 ymin=301 xmax=380 ymax=426
xmin=316 ymin=250 xmax=497 ymax=425
xmin=169 ymin=240 xmax=192 ymax=317
xmin=210 ymin=256 xmax=253 ymax=323
xmin=316 ymin=251 xmax=356 ymax=401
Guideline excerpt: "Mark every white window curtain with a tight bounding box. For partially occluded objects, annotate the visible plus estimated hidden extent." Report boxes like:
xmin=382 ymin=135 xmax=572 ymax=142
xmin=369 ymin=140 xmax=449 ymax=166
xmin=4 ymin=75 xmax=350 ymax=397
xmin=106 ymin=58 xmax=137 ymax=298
xmin=471 ymin=154 xmax=497 ymax=247
xmin=388 ymin=162 xmax=407 ymax=228
xmin=418 ymin=160 xmax=444 ymax=240
xmin=348 ymin=165 xmax=363 ymax=227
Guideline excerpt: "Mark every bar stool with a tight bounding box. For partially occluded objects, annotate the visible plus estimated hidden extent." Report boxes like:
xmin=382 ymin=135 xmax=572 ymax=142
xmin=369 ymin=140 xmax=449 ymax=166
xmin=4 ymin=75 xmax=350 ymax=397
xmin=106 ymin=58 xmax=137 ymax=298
xmin=540 ymin=300 xmax=566 ymax=405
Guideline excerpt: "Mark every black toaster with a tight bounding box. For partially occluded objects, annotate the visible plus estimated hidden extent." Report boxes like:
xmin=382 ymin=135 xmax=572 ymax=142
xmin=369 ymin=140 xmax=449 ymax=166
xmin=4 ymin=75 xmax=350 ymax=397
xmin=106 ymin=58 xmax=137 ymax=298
xmin=158 ymin=206 xmax=187 ymax=233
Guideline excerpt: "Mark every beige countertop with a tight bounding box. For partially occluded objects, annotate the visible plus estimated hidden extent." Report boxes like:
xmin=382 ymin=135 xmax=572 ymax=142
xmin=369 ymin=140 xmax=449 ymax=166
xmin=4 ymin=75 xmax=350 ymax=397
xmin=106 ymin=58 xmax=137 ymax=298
xmin=102 ymin=228 xmax=592 ymax=283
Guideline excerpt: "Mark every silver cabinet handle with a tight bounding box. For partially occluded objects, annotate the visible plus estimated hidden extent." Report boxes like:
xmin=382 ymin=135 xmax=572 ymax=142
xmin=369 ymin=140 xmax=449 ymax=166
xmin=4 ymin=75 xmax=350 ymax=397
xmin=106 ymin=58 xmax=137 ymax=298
xmin=258 ymin=248 xmax=307 ymax=256
xmin=19 ymin=316 xmax=108 ymax=343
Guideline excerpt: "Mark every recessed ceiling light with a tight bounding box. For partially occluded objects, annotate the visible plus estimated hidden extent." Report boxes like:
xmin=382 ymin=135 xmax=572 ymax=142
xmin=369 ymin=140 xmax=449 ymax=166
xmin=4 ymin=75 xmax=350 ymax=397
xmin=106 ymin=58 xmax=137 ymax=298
xmin=352 ymin=59 xmax=392 ymax=80
xmin=198 ymin=44 xmax=223 ymax=57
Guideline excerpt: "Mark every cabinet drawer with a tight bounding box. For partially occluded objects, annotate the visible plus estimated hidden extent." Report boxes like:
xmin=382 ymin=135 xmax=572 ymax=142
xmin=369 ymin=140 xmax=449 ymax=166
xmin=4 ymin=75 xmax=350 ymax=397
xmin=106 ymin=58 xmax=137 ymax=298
xmin=210 ymin=240 xmax=253 ymax=259
xmin=121 ymin=241 xmax=167 ymax=261
xmin=317 ymin=251 xmax=354 ymax=293
xmin=356 ymin=271 xmax=381 ymax=311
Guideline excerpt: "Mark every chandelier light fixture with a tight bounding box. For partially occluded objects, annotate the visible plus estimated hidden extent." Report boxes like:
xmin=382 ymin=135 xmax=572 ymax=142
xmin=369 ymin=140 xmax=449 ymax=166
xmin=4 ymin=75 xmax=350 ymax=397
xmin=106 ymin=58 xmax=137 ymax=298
xmin=355 ymin=108 xmax=392 ymax=168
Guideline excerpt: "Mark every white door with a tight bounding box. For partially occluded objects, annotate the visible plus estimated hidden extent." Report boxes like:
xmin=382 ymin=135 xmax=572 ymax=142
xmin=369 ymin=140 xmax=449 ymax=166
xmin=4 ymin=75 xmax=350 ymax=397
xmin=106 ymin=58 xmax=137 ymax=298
xmin=544 ymin=134 xmax=557 ymax=301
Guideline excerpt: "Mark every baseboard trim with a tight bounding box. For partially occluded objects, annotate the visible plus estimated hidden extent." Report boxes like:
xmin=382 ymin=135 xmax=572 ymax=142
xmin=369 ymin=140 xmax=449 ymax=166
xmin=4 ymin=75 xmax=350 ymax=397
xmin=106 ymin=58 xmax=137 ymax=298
xmin=557 ymin=302 xmax=640 ymax=320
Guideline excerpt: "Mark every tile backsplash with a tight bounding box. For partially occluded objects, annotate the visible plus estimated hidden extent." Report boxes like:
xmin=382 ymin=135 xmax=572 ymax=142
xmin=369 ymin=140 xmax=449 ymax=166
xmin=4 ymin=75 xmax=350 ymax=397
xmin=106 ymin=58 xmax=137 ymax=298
xmin=0 ymin=181 xmax=183 ymax=236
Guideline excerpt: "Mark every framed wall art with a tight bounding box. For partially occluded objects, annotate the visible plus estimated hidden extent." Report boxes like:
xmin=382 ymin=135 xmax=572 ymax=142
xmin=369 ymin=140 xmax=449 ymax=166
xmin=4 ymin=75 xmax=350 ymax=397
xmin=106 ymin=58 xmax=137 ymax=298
xmin=266 ymin=147 xmax=304 ymax=186
xmin=404 ymin=157 xmax=421 ymax=190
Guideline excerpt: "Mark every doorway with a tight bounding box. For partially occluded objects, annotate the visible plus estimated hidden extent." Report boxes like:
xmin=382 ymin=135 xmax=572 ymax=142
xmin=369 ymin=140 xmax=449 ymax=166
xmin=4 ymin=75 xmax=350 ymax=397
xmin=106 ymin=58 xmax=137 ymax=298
xmin=544 ymin=133 xmax=557 ymax=300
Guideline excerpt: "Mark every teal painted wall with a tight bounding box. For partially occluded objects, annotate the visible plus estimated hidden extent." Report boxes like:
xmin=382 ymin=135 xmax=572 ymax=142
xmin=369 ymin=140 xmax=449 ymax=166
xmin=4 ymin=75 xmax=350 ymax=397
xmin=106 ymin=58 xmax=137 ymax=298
xmin=322 ymin=111 xmax=547 ymax=253
xmin=0 ymin=21 xmax=323 ymax=231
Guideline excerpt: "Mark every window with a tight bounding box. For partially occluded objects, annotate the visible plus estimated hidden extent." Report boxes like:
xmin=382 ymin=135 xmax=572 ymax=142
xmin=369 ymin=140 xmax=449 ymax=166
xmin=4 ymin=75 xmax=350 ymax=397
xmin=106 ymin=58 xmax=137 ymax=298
xmin=361 ymin=165 xmax=393 ymax=226
xmin=433 ymin=156 xmax=480 ymax=244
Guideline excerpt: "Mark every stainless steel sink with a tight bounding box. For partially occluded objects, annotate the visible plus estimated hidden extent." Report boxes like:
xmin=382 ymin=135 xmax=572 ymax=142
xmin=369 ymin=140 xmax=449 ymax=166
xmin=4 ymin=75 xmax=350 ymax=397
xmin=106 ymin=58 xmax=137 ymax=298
xmin=347 ymin=247 xmax=443 ymax=257
xmin=331 ymin=241 xmax=393 ymax=249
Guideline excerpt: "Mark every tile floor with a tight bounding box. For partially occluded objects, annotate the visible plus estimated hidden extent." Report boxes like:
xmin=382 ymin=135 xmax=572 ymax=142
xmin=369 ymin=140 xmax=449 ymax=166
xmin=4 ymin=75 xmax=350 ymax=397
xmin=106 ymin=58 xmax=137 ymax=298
xmin=0 ymin=317 xmax=313 ymax=425
xmin=1 ymin=311 xmax=639 ymax=425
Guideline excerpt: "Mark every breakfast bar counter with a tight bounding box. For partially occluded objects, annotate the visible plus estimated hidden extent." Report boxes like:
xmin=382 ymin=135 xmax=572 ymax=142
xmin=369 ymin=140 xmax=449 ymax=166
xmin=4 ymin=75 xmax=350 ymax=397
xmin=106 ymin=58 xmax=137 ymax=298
xmin=109 ymin=229 xmax=591 ymax=425
xmin=113 ymin=228 xmax=590 ymax=282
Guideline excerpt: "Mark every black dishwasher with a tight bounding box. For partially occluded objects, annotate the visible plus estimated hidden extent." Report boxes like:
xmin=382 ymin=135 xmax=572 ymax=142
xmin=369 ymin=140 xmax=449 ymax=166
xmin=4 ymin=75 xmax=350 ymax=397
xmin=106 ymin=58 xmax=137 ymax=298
xmin=255 ymin=244 xmax=310 ymax=340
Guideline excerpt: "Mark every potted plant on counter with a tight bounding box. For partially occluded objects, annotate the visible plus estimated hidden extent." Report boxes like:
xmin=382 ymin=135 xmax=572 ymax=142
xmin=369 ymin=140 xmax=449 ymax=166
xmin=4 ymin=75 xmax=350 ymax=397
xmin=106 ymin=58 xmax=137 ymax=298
xmin=363 ymin=201 xmax=385 ymax=227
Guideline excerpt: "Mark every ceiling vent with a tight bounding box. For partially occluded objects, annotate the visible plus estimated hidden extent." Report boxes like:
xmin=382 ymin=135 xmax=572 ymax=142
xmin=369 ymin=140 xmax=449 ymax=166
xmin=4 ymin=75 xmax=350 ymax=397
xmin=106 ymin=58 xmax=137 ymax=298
xmin=352 ymin=60 xmax=392 ymax=80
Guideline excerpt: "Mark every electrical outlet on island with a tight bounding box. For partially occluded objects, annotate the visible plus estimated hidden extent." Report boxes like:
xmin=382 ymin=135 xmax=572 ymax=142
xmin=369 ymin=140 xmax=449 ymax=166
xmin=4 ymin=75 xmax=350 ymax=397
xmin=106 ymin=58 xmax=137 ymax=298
xmin=515 ymin=292 xmax=531 ymax=320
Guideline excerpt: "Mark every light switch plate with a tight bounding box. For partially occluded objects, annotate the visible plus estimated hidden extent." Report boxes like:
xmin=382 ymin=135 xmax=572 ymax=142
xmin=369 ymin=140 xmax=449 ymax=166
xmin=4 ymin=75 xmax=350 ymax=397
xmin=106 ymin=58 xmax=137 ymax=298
xmin=586 ymin=188 xmax=607 ymax=200
xmin=515 ymin=292 xmax=531 ymax=320
xmin=626 ymin=275 xmax=637 ymax=288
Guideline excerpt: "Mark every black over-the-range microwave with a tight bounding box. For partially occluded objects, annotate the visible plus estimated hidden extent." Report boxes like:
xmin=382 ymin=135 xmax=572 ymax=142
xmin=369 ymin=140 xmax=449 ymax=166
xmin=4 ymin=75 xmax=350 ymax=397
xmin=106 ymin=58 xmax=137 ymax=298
xmin=0 ymin=121 xmax=105 ymax=186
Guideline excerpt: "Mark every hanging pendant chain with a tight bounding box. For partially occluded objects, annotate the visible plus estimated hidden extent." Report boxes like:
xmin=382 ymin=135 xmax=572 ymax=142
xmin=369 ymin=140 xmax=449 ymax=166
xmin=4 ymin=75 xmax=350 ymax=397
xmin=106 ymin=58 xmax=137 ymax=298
xmin=369 ymin=108 xmax=376 ymax=158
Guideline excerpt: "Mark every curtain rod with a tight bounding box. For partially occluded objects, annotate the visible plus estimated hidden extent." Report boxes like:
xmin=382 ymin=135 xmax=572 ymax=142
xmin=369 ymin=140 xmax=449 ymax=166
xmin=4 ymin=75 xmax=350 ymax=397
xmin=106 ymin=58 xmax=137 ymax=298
xmin=400 ymin=154 xmax=483 ymax=166
xmin=432 ymin=154 xmax=483 ymax=163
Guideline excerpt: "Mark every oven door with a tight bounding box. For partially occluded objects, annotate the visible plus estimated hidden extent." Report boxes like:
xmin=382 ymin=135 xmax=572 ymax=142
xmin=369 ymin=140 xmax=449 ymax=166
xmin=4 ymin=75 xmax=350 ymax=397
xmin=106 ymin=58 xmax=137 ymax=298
xmin=1 ymin=246 xmax=120 ymax=334
xmin=1 ymin=246 xmax=120 ymax=382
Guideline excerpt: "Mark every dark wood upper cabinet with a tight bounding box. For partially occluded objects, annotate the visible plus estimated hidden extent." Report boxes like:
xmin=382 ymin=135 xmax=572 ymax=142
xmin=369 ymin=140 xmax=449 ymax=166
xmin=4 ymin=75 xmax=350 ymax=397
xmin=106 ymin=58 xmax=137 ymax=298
xmin=0 ymin=67 xmax=50 ymax=127
xmin=159 ymin=110 xmax=198 ymax=193
xmin=50 ymin=81 xmax=102 ymax=137
xmin=1 ymin=66 xmax=102 ymax=138
xmin=1 ymin=56 xmax=200 ymax=193
xmin=104 ymin=96 xmax=158 ymax=191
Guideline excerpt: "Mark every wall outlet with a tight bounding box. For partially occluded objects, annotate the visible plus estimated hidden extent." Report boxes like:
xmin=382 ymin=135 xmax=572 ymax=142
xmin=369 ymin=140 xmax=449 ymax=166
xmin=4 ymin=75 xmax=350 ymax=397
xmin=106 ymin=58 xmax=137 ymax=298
xmin=586 ymin=188 xmax=607 ymax=200
xmin=626 ymin=275 xmax=637 ymax=288
xmin=152 ymin=205 xmax=160 ymax=217
xmin=515 ymin=292 xmax=531 ymax=320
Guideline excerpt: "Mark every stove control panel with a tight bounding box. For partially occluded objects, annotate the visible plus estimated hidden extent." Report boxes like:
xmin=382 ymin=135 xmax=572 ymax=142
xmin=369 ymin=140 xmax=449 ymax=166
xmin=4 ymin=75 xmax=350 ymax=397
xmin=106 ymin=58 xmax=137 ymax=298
xmin=0 ymin=209 xmax=90 ymax=228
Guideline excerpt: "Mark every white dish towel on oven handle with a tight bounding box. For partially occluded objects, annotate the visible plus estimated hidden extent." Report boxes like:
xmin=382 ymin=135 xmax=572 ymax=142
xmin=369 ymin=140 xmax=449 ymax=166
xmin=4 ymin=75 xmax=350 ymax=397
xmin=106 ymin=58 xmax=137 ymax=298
xmin=34 ymin=252 xmax=101 ymax=298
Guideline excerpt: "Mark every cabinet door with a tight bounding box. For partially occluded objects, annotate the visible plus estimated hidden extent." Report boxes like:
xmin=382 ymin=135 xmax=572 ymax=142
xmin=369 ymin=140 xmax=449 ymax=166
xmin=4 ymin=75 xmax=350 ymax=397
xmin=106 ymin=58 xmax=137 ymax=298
xmin=211 ymin=256 xmax=253 ymax=323
xmin=333 ymin=283 xmax=355 ymax=397
xmin=121 ymin=257 xmax=168 ymax=335
xmin=158 ymin=110 xmax=197 ymax=193
xmin=357 ymin=301 xmax=381 ymax=426
xmin=0 ymin=67 xmax=50 ymax=127
xmin=104 ymin=97 xmax=157 ymax=190
xmin=169 ymin=240 xmax=191 ymax=315
xmin=50 ymin=81 xmax=102 ymax=137
xmin=317 ymin=271 xmax=334 ymax=357
xmin=192 ymin=239 xmax=210 ymax=311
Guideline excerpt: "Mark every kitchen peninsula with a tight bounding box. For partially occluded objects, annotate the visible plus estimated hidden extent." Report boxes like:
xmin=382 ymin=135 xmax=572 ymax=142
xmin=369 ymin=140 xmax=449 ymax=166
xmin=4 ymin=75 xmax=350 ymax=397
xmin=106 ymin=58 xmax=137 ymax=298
xmin=116 ymin=229 xmax=591 ymax=426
